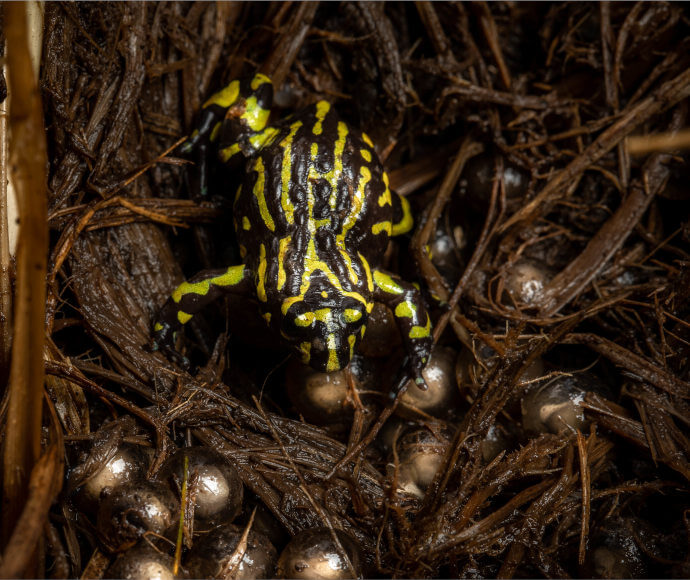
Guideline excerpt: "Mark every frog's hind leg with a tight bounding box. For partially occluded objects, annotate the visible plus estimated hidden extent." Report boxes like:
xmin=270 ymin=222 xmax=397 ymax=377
xmin=391 ymin=190 xmax=414 ymax=236
xmin=152 ymin=265 xmax=252 ymax=367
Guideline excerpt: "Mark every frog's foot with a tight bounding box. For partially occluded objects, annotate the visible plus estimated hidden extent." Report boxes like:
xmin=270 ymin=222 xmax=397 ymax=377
xmin=178 ymin=133 xmax=203 ymax=156
xmin=150 ymin=322 xmax=190 ymax=370
xmin=371 ymin=268 xmax=434 ymax=389
xmin=411 ymin=364 xmax=428 ymax=392
xmin=409 ymin=344 xmax=431 ymax=390
xmin=387 ymin=354 xmax=429 ymax=402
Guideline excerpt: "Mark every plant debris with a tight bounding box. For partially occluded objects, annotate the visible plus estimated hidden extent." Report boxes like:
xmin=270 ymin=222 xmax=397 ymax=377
xmin=1 ymin=2 xmax=689 ymax=578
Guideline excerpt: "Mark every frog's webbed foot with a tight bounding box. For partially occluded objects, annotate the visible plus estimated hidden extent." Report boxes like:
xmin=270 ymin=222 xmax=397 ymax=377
xmin=408 ymin=338 xmax=433 ymax=390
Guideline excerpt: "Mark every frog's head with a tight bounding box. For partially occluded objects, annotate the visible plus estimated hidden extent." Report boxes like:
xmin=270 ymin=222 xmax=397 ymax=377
xmin=281 ymin=298 xmax=370 ymax=373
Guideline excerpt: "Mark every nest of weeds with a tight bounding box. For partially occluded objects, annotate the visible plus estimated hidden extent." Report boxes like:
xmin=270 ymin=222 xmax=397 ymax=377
xmin=1 ymin=2 xmax=689 ymax=578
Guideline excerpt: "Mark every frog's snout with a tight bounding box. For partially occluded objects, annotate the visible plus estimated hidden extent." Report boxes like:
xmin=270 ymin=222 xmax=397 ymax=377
xmin=301 ymin=330 xmax=355 ymax=374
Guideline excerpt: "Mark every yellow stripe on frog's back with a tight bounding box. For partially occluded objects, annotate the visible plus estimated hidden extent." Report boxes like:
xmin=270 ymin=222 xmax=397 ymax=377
xmin=279 ymin=121 xmax=302 ymax=226
xmin=280 ymin=237 xmax=369 ymax=316
xmin=277 ymin=236 xmax=291 ymax=291
xmin=252 ymin=157 xmax=275 ymax=232
xmin=324 ymin=121 xmax=348 ymax=212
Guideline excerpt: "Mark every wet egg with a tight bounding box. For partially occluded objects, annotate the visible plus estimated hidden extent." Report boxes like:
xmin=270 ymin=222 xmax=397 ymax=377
xmin=461 ymin=152 xmax=530 ymax=212
xmin=276 ymin=528 xmax=361 ymax=579
xmin=158 ymin=446 xmax=243 ymax=531
xmin=502 ymin=260 xmax=549 ymax=307
xmin=399 ymin=346 xmax=460 ymax=419
xmin=185 ymin=523 xmax=277 ymax=580
xmin=74 ymin=443 xmax=152 ymax=511
xmin=286 ymin=360 xmax=353 ymax=426
xmin=389 ymin=428 xmax=452 ymax=500
xmin=586 ymin=517 xmax=647 ymax=578
xmin=286 ymin=355 xmax=380 ymax=428
xmin=480 ymin=423 xmax=510 ymax=464
xmin=105 ymin=543 xmax=174 ymax=580
xmin=376 ymin=415 xmax=414 ymax=455
xmin=521 ymin=375 xmax=592 ymax=434
xmin=97 ymin=480 xmax=178 ymax=552
xmin=429 ymin=220 xmax=466 ymax=283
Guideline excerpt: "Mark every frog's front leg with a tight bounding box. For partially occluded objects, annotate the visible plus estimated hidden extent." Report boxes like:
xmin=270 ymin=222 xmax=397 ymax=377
xmin=178 ymin=100 xmax=229 ymax=198
xmin=372 ymin=269 xmax=433 ymax=385
xmin=152 ymin=264 xmax=252 ymax=367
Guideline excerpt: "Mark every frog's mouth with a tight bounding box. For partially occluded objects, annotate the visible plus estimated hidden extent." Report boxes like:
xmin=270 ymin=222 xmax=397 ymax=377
xmin=300 ymin=333 xmax=342 ymax=373
xmin=283 ymin=298 xmax=366 ymax=373
xmin=298 ymin=328 xmax=362 ymax=374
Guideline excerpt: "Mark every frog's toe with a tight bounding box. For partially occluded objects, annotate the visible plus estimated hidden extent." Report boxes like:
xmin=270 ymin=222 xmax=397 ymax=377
xmin=173 ymin=352 xmax=191 ymax=370
xmin=388 ymin=366 xmax=410 ymax=401
xmin=156 ymin=342 xmax=190 ymax=370
xmin=413 ymin=372 xmax=429 ymax=391
xmin=178 ymin=140 xmax=194 ymax=155
xmin=151 ymin=325 xmax=190 ymax=369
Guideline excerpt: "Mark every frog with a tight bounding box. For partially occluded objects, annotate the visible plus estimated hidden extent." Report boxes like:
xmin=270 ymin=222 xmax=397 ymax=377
xmin=152 ymin=73 xmax=433 ymax=384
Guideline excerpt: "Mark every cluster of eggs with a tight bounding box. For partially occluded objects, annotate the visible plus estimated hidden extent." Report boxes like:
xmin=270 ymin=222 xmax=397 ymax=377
xmin=288 ymin=339 xmax=601 ymax=502
xmin=288 ymin=340 xmax=634 ymax=576
xmin=283 ymin=247 xmax=623 ymax=577
xmin=73 ymin=444 xmax=363 ymax=579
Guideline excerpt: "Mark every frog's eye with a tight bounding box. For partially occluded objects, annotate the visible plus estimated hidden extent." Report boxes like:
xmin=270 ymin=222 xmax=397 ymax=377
xmin=294 ymin=312 xmax=315 ymax=327
xmin=342 ymin=308 xmax=362 ymax=324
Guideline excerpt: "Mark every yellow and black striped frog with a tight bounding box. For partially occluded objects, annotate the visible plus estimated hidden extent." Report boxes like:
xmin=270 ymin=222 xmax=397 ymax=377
xmin=153 ymin=74 xmax=433 ymax=384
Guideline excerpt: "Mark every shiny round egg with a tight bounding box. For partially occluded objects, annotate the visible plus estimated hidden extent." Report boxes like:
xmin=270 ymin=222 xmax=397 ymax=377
xmin=276 ymin=528 xmax=361 ymax=579
xmin=461 ymin=152 xmax=529 ymax=212
xmin=480 ymin=423 xmax=511 ymax=464
xmin=74 ymin=443 xmax=152 ymax=511
xmin=286 ymin=360 xmax=353 ymax=427
xmin=521 ymin=375 xmax=592 ymax=434
xmin=389 ymin=428 xmax=452 ymax=500
xmin=501 ymin=260 xmax=549 ymax=307
xmin=286 ymin=356 xmax=381 ymax=428
xmin=428 ymin=219 xmax=466 ymax=287
xmin=586 ymin=517 xmax=647 ymax=578
xmin=398 ymin=346 xmax=460 ymax=419
xmin=158 ymin=447 xmax=243 ymax=531
xmin=97 ymin=480 xmax=178 ymax=552
xmin=185 ymin=523 xmax=277 ymax=580
xmin=105 ymin=543 xmax=174 ymax=580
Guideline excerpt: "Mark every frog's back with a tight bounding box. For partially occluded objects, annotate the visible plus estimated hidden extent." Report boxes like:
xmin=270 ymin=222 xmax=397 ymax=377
xmin=234 ymin=101 xmax=394 ymax=269
xmin=155 ymin=74 xmax=432 ymax=379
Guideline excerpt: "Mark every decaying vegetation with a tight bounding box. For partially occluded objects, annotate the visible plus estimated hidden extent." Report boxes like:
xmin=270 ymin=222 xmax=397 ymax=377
xmin=1 ymin=3 xmax=689 ymax=578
